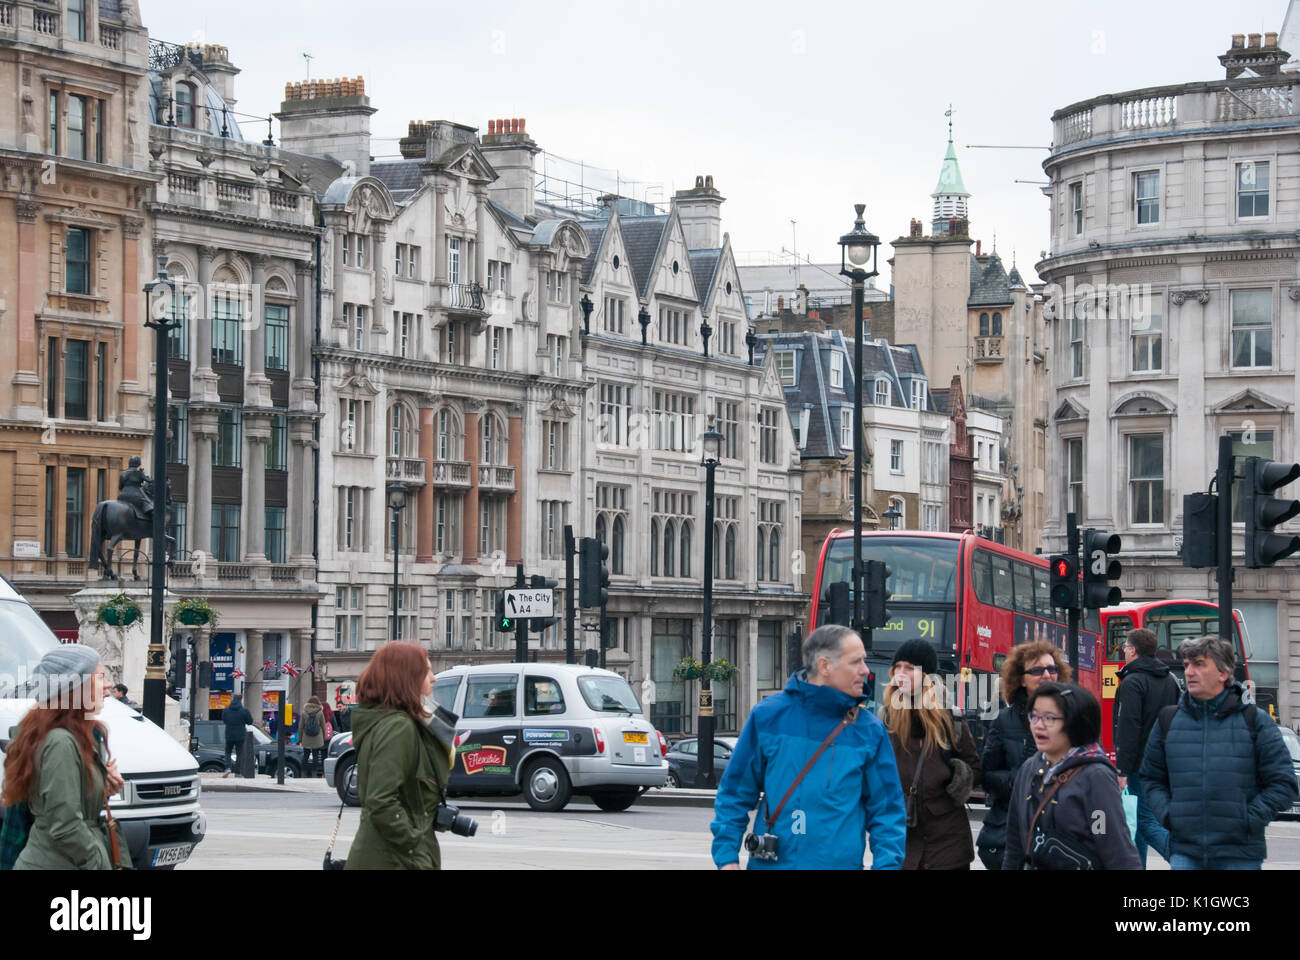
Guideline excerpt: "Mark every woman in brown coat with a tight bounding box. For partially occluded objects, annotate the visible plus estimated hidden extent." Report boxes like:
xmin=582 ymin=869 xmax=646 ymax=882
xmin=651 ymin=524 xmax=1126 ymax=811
xmin=880 ymin=640 xmax=982 ymax=870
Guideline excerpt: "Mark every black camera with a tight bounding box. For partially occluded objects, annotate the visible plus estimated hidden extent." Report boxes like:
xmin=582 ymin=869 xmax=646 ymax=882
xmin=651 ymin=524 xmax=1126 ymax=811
xmin=434 ymin=801 xmax=478 ymax=837
xmin=743 ymin=832 xmax=779 ymax=862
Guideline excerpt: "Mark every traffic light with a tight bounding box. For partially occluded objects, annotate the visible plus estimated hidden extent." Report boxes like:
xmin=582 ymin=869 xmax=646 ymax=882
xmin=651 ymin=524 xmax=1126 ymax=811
xmin=1242 ymin=457 xmax=1300 ymax=568
xmin=584 ymin=649 xmax=599 ymax=668
xmin=493 ymin=595 xmax=514 ymax=632
xmin=528 ymin=575 xmax=558 ymax=634
xmin=169 ymin=647 xmax=188 ymax=689
xmin=1048 ymin=555 xmax=1079 ymax=610
xmin=1082 ymin=529 xmax=1122 ymax=609
xmin=824 ymin=581 xmax=850 ymax=626
xmin=579 ymin=537 xmax=610 ymax=608
xmin=863 ymin=560 xmax=892 ymax=630
xmin=1181 ymin=492 xmax=1218 ymax=568
xmin=529 ymin=617 xmax=556 ymax=634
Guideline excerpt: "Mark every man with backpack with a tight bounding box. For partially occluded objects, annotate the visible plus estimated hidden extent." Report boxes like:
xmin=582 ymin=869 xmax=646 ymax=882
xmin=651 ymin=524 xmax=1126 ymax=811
xmin=299 ymin=696 xmax=327 ymax=777
xmin=1112 ymin=628 xmax=1179 ymax=865
xmin=1140 ymin=636 xmax=1298 ymax=869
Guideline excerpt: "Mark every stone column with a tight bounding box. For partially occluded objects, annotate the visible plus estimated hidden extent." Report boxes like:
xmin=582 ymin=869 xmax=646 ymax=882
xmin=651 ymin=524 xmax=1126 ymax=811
xmin=194 ymin=624 xmax=212 ymax=721
xmin=330 ymin=222 xmax=345 ymax=327
xmin=292 ymin=628 xmax=314 ymax=711
xmin=371 ymin=227 xmax=388 ymax=332
xmin=463 ymin=403 xmax=481 ymax=565
xmin=434 ymin=185 xmax=448 ymax=283
xmin=194 ymin=245 xmax=218 ymax=401
xmin=507 ymin=406 xmax=524 ymax=564
xmin=417 ymin=403 xmax=434 ymax=562
xmin=190 ymin=417 xmax=215 ymax=555
xmin=474 ymin=189 xmax=488 ymax=285
xmin=121 ymin=215 xmax=144 ymax=386
xmin=246 ymin=254 xmax=269 ymax=408
xmin=288 ymin=425 xmax=315 ymax=563
xmin=243 ymin=628 xmax=264 ymax=715
xmin=243 ymin=428 xmax=268 ymax=564
xmin=13 ymin=199 xmax=41 ymax=416
xmin=293 ymin=260 xmax=316 ymax=411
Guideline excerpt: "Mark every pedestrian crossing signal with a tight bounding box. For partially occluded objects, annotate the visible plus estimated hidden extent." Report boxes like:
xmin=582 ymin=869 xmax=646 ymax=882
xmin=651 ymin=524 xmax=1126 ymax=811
xmin=494 ymin=595 xmax=514 ymax=632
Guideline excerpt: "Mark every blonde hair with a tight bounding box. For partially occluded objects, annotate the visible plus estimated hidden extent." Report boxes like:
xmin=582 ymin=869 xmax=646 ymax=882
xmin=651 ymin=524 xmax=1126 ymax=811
xmin=880 ymin=667 xmax=954 ymax=751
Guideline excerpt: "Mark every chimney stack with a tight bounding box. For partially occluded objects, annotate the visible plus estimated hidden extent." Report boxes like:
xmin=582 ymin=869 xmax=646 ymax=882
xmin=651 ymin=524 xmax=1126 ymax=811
xmin=1248 ymin=32 xmax=1262 ymax=48
xmin=909 ymin=218 xmax=922 ymax=238
xmin=200 ymin=44 xmax=240 ymax=111
xmin=672 ymin=173 xmax=725 ymax=250
xmin=276 ymin=76 xmax=376 ymax=176
xmin=480 ymin=115 xmax=540 ymax=219
xmin=1232 ymin=33 xmax=1245 ymax=48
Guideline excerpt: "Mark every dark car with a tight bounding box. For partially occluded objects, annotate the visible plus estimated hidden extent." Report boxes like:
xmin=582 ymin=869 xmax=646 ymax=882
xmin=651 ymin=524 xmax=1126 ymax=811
xmin=192 ymin=720 xmax=305 ymax=778
xmin=1281 ymin=725 xmax=1300 ymax=821
xmin=665 ymin=736 xmax=737 ymax=788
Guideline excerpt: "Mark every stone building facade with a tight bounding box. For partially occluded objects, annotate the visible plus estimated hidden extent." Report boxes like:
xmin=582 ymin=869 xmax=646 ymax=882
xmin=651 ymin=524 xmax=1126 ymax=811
xmin=1038 ymin=31 xmax=1300 ymax=720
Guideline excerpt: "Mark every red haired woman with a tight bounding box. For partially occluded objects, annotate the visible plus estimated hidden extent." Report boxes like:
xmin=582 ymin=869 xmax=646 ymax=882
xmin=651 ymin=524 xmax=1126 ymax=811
xmin=345 ymin=641 xmax=452 ymax=870
xmin=1 ymin=645 xmax=127 ymax=870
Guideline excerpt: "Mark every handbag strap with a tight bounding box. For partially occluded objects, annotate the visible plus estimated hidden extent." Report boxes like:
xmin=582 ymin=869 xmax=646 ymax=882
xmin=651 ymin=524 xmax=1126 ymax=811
xmin=1023 ymin=766 xmax=1081 ymax=858
xmin=325 ymin=800 xmax=345 ymax=857
xmin=905 ymin=734 xmax=928 ymax=799
xmin=102 ymin=784 xmax=122 ymax=869
xmin=765 ymin=706 xmax=858 ymax=831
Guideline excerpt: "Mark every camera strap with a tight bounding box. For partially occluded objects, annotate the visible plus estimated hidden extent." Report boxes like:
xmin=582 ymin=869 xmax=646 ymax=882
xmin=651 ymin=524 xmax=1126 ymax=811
xmin=763 ymin=706 xmax=859 ymax=831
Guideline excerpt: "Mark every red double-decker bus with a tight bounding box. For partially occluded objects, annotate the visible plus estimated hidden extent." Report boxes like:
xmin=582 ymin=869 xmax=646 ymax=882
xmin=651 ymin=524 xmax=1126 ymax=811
xmin=810 ymin=529 xmax=1252 ymax=756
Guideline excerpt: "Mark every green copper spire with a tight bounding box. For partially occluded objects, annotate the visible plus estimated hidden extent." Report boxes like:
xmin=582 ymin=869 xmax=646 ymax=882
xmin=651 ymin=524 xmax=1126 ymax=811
xmin=931 ymin=135 xmax=969 ymax=198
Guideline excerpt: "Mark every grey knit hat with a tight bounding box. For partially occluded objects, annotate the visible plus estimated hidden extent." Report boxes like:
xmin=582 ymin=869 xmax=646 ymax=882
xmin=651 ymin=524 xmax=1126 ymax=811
xmin=30 ymin=644 xmax=101 ymax=705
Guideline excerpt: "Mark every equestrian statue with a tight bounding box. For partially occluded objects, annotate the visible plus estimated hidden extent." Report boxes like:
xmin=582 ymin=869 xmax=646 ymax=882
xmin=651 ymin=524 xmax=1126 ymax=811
xmin=87 ymin=456 xmax=175 ymax=580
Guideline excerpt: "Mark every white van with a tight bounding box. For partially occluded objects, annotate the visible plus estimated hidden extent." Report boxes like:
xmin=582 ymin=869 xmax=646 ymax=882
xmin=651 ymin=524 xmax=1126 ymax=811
xmin=0 ymin=576 xmax=205 ymax=869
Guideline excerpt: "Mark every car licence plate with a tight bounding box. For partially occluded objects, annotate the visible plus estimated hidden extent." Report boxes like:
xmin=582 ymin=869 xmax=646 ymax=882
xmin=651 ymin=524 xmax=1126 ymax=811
xmin=151 ymin=844 xmax=194 ymax=867
xmin=622 ymin=732 xmax=648 ymax=744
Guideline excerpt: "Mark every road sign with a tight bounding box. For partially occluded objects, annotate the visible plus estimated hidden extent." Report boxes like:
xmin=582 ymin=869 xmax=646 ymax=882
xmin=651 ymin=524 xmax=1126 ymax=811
xmin=504 ymin=589 xmax=554 ymax=618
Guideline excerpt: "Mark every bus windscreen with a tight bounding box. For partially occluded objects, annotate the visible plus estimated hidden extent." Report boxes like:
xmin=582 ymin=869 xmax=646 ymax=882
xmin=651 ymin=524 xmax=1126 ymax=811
xmin=822 ymin=535 xmax=959 ymax=605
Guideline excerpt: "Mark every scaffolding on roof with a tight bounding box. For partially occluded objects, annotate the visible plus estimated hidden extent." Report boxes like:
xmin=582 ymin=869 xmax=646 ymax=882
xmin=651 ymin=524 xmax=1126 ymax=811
xmin=534 ymin=150 xmax=667 ymax=219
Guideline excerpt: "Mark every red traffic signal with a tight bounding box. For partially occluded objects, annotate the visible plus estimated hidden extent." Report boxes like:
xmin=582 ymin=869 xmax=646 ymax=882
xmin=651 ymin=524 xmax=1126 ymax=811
xmin=1049 ymin=555 xmax=1078 ymax=610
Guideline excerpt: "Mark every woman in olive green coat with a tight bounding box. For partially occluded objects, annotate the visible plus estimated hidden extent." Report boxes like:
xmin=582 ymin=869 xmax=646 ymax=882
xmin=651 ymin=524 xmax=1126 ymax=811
xmin=345 ymin=642 xmax=452 ymax=870
xmin=3 ymin=645 xmax=127 ymax=870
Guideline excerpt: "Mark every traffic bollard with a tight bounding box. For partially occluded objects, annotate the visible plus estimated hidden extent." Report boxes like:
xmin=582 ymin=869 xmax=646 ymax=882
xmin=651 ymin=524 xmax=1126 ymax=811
xmin=240 ymin=730 xmax=256 ymax=778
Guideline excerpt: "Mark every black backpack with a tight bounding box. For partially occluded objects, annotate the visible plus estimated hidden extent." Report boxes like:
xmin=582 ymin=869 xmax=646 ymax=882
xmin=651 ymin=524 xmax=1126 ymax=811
xmin=303 ymin=711 xmax=321 ymax=737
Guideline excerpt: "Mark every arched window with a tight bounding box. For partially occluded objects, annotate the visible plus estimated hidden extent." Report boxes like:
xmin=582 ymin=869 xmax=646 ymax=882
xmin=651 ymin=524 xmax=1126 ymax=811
xmin=756 ymin=529 xmax=766 ymax=581
xmin=437 ymin=409 xmax=451 ymax=460
xmin=769 ymin=530 xmax=781 ymax=582
xmin=388 ymin=404 xmax=409 ymax=458
xmin=725 ymin=526 xmax=737 ymax=580
xmin=679 ymin=522 xmax=692 ymax=579
xmin=481 ymin=416 xmax=494 ymax=465
xmin=650 ymin=519 xmax=659 ymax=576
xmin=175 ymin=82 xmax=195 ymax=128
xmin=663 ymin=520 xmax=675 ymax=577
xmin=992 ymin=312 xmax=1003 ymax=336
xmin=612 ymin=515 xmax=625 ymax=575
xmin=979 ymin=312 xmax=989 ymax=337
xmin=596 ymin=513 xmax=607 ymax=547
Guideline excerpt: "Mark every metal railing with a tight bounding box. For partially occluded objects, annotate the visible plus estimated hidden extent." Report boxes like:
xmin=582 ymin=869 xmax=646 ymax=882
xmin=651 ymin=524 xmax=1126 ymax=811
xmin=447 ymin=282 xmax=485 ymax=311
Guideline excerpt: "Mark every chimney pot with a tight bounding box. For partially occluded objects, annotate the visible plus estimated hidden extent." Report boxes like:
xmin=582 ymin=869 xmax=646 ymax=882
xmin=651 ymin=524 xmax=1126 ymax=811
xmin=705 ymin=174 xmax=714 ymax=189
xmin=695 ymin=175 xmax=704 ymax=189
xmin=1266 ymin=31 xmax=1278 ymax=46
xmin=488 ymin=119 xmax=495 ymax=135
xmin=1248 ymin=32 xmax=1262 ymax=48
xmin=778 ymin=295 xmax=785 ymax=311
xmin=519 ymin=118 xmax=526 ymax=132
xmin=976 ymin=240 xmax=982 ymax=256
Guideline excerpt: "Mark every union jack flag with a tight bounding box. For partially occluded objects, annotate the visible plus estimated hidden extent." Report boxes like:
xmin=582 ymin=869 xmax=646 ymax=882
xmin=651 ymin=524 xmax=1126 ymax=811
xmin=262 ymin=659 xmax=274 ymax=674
xmin=232 ymin=669 xmax=244 ymax=679
xmin=282 ymin=661 xmax=301 ymax=678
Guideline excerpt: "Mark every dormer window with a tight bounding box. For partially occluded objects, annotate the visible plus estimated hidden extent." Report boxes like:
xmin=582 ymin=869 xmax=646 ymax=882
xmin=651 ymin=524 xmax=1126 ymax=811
xmin=874 ymin=379 xmax=890 ymax=406
xmin=911 ymin=380 xmax=927 ymax=411
xmin=175 ymin=83 xmax=195 ymax=128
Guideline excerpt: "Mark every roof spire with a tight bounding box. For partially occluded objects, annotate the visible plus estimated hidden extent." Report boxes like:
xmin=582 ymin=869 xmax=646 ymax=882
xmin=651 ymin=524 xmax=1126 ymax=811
xmin=945 ymin=103 xmax=953 ymax=142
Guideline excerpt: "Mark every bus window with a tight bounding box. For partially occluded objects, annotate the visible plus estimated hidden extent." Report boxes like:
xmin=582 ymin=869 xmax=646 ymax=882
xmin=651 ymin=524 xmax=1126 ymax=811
xmin=1012 ymin=561 xmax=1035 ymax=615
xmin=1083 ymin=608 xmax=1100 ymax=633
xmin=823 ymin=536 xmax=959 ymax=604
xmin=1032 ymin=565 xmax=1052 ymax=619
xmin=1106 ymin=616 xmax=1133 ymax=662
xmin=989 ymin=555 xmax=1014 ymax=610
xmin=971 ymin=550 xmax=992 ymax=605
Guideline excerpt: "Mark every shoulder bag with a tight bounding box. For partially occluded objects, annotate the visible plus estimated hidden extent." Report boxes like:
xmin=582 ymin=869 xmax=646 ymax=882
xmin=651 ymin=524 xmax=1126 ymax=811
xmin=760 ymin=706 xmax=860 ymax=833
xmin=1021 ymin=766 xmax=1082 ymax=869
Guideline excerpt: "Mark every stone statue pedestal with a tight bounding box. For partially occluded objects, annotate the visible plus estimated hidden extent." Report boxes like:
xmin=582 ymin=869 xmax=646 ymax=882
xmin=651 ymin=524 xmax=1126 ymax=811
xmin=71 ymin=587 xmax=186 ymax=745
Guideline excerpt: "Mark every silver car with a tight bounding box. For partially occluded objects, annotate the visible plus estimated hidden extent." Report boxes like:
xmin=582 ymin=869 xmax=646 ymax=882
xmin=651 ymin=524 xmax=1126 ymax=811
xmin=328 ymin=664 xmax=668 ymax=812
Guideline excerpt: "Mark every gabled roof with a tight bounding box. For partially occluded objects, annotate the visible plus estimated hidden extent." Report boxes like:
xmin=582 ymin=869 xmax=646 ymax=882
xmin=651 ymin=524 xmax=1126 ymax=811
xmin=968 ymin=252 xmax=1014 ymax=307
xmin=619 ymin=216 xmax=669 ymax=299
xmin=578 ymin=222 xmax=609 ymax=284
xmin=689 ymin=248 xmax=722 ymax=302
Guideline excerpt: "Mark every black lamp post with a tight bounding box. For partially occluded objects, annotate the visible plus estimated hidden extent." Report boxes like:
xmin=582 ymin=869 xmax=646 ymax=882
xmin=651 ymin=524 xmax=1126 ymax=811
xmin=142 ymin=256 xmax=176 ymax=728
xmin=838 ymin=204 xmax=880 ymax=634
xmin=580 ymin=293 xmax=593 ymax=338
xmin=700 ymin=318 xmax=713 ymax=358
xmin=386 ymin=481 xmax=408 ymax=638
xmin=638 ymin=306 xmax=651 ymax=345
xmin=697 ymin=420 xmax=724 ymax=788
xmin=745 ymin=326 xmax=757 ymax=366
xmin=883 ymin=503 xmax=902 ymax=531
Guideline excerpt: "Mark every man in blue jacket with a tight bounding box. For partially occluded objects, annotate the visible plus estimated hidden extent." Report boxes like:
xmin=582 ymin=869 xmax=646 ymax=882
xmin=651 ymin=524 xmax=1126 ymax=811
xmin=1140 ymin=636 xmax=1298 ymax=870
xmin=711 ymin=625 xmax=906 ymax=869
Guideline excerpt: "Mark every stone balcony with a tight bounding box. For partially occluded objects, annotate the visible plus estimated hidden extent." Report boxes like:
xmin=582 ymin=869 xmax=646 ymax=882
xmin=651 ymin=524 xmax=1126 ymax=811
xmin=974 ymin=337 xmax=1004 ymax=363
xmin=477 ymin=463 xmax=516 ymax=493
xmin=386 ymin=456 xmax=428 ymax=486
xmin=437 ymin=282 xmax=489 ymax=320
xmin=1051 ymin=75 xmax=1297 ymax=155
xmin=432 ymin=458 xmax=472 ymax=488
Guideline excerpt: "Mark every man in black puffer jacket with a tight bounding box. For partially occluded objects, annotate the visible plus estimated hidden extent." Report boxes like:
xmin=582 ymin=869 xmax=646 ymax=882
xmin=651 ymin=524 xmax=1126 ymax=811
xmin=1112 ymin=628 xmax=1179 ymax=865
xmin=1141 ymin=636 xmax=1298 ymax=870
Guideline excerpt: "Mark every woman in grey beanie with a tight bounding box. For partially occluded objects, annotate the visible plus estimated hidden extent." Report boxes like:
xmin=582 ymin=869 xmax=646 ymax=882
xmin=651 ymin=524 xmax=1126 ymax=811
xmin=1 ymin=644 xmax=128 ymax=869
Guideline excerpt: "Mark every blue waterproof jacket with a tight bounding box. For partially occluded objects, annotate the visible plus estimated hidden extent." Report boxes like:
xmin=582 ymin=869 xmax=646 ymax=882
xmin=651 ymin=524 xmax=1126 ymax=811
xmin=710 ymin=671 xmax=907 ymax=869
xmin=1140 ymin=683 xmax=1298 ymax=867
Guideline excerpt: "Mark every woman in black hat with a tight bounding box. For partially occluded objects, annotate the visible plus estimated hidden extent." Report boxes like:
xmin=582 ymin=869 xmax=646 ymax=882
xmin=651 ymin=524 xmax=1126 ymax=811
xmin=879 ymin=639 xmax=981 ymax=870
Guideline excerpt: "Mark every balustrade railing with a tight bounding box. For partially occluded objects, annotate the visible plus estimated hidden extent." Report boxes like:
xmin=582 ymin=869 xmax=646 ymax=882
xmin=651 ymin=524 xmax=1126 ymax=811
xmin=99 ymin=25 xmax=121 ymax=49
xmin=1119 ymin=94 xmax=1177 ymax=129
xmin=33 ymin=9 xmax=57 ymax=34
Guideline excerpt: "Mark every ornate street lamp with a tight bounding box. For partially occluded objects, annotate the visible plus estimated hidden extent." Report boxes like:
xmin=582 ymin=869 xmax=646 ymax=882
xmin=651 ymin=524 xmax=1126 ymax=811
xmin=386 ymin=481 xmax=408 ymax=638
xmin=580 ymin=293 xmax=594 ymax=338
xmin=838 ymin=205 xmax=880 ymax=635
xmin=638 ymin=305 xmax=651 ymax=345
xmin=745 ymin=326 xmax=757 ymax=366
xmin=700 ymin=317 xmax=713 ymax=358
xmin=883 ymin=503 xmax=902 ymax=531
xmin=142 ymin=256 xmax=176 ymax=727
xmin=697 ymin=420 xmax=725 ymax=789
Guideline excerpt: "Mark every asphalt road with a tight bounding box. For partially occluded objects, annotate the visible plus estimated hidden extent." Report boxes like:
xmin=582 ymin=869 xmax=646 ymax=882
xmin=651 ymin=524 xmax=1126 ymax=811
xmin=185 ymin=792 xmax=1300 ymax=870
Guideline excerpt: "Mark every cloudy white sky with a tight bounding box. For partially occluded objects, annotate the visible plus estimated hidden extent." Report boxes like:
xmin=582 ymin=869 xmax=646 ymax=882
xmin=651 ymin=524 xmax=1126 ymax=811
xmin=140 ymin=0 xmax=1289 ymax=287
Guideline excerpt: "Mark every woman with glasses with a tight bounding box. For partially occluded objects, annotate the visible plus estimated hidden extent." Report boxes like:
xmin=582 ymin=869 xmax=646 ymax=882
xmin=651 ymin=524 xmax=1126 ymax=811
xmin=976 ymin=641 xmax=1072 ymax=869
xmin=1003 ymin=682 xmax=1140 ymax=870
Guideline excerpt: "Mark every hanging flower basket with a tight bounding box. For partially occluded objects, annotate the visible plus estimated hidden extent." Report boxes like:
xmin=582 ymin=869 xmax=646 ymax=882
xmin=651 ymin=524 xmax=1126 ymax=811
xmin=174 ymin=597 xmax=218 ymax=629
xmin=705 ymin=659 xmax=739 ymax=684
xmin=96 ymin=592 xmax=142 ymax=629
xmin=177 ymin=608 xmax=209 ymax=626
xmin=672 ymin=657 xmax=703 ymax=681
